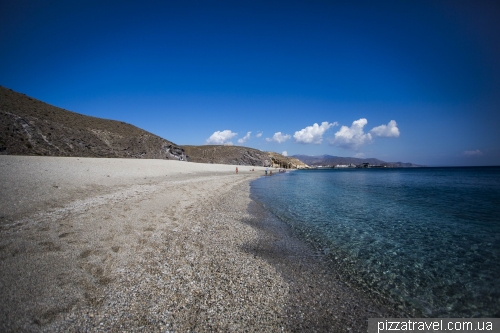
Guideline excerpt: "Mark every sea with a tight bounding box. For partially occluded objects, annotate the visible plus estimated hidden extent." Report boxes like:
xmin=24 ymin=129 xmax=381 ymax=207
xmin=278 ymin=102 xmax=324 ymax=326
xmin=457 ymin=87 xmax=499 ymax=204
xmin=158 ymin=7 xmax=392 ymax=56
xmin=250 ymin=167 xmax=500 ymax=317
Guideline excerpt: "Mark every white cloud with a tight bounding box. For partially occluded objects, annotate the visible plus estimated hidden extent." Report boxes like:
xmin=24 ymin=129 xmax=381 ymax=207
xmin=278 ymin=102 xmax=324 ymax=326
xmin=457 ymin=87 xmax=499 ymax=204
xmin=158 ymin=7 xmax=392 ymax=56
xmin=293 ymin=121 xmax=338 ymax=144
xmin=282 ymin=151 xmax=288 ymax=156
xmin=354 ymin=152 xmax=365 ymax=158
xmin=256 ymin=132 xmax=263 ymax=138
xmin=463 ymin=149 xmax=483 ymax=156
xmin=370 ymin=120 xmax=400 ymax=137
xmin=330 ymin=118 xmax=372 ymax=150
xmin=266 ymin=132 xmax=291 ymax=143
xmin=237 ymin=131 xmax=251 ymax=144
xmin=205 ymin=130 xmax=237 ymax=145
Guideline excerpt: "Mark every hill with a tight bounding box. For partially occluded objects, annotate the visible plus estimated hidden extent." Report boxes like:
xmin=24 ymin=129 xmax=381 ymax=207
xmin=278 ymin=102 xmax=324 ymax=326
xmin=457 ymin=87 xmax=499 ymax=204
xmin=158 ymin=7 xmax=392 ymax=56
xmin=0 ymin=86 xmax=307 ymax=168
xmin=293 ymin=154 xmax=423 ymax=167
xmin=0 ymin=86 xmax=185 ymax=159
xmin=4 ymin=86 xmax=419 ymax=169
xmin=182 ymin=145 xmax=308 ymax=169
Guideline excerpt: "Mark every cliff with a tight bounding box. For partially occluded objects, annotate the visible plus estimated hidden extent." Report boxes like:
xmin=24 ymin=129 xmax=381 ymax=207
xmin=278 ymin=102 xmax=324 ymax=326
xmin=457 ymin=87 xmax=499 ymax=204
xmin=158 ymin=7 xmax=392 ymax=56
xmin=266 ymin=152 xmax=308 ymax=169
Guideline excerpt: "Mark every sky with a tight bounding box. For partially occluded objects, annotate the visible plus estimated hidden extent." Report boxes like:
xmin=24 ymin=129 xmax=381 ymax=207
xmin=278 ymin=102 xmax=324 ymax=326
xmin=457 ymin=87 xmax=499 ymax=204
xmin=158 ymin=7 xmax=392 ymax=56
xmin=1 ymin=0 xmax=499 ymax=166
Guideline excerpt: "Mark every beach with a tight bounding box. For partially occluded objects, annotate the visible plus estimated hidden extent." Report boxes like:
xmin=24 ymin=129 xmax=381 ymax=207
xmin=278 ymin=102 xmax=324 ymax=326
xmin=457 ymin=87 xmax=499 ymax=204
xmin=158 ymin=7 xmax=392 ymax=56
xmin=0 ymin=156 xmax=394 ymax=332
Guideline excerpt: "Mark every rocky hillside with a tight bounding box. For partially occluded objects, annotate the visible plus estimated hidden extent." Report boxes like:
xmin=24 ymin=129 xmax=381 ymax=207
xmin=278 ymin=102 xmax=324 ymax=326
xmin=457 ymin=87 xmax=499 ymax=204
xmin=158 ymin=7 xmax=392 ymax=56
xmin=0 ymin=86 xmax=307 ymax=168
xmin=266 ymin=152 xmax=308 ymax=169
xmin=183 ymin=145 xmax=307 ymax=168
xmin=0 ymin=86 xmax=185 ymax=159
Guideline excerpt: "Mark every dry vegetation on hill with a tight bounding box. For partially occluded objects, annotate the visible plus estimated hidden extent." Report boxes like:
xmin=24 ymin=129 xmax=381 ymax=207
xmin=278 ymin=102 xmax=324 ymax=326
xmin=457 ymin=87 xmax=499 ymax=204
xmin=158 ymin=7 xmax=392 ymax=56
xmin=182 ymin=145 xmax=308 ymax=169
xmin=0 ymin=86 xmax=307 ymax=168
xmin=0 ymin=86 xmax=184 ymax=159
xmin=182 ymin=145 xmax=271 ymax=166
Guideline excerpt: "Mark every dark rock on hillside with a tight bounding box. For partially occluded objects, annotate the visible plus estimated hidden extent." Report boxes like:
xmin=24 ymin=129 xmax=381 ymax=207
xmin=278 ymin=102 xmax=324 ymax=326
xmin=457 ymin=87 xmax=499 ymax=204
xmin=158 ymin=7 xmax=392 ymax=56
xmin=183 ymin=145 xmax=272 ymax=166
xmin=182 ymin=145 xmax=308 ymax=168
xmin=0 ymin=86 xmax=185 ymax=159
xmin=266 ymin=152 xmax=308 ymax=169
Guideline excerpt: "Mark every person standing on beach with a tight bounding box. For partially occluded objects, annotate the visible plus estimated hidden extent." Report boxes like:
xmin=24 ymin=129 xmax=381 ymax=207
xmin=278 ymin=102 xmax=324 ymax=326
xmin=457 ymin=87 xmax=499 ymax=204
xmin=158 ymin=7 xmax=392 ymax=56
xmin=236 ymin=167 xmax=238 ymax=174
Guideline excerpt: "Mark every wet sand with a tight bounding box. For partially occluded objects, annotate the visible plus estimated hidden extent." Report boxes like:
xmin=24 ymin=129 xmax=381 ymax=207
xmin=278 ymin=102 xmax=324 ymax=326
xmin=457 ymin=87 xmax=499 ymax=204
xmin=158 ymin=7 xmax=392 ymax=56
xmin=0 ymin=156 xmax=394 ymax=332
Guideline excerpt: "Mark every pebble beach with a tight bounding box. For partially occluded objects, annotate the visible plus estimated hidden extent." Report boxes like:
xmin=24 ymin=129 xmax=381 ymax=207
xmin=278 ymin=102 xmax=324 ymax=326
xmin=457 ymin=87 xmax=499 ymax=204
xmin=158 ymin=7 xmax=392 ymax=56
xmin=0 ymin=156 xmax=394 ymax=332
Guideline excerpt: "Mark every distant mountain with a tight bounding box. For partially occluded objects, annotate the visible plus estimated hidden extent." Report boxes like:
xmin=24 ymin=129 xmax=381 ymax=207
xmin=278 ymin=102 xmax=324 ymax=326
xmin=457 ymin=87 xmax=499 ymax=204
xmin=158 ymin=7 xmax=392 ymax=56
xmin=183 ymin=145 xmax=307 ymax=168
xmin=0 ymin=86 xmax=185 ymax=159
xmin=292 ymin=154 xmax=423 ymax=167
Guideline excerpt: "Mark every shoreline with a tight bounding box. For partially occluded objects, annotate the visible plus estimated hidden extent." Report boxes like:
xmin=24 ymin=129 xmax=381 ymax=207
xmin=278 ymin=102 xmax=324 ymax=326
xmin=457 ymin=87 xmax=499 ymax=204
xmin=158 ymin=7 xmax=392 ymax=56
xmin=1 ymin=156 xmax=395 ymax=331
xmin=246 ymin=180 xmax=401 ymax=331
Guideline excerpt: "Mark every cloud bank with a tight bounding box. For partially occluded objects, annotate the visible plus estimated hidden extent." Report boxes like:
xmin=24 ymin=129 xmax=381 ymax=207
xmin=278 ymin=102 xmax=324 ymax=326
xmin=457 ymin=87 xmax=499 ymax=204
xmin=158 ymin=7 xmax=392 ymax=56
xmin=256 ymin=132 xmax=263 ymax=138
xmin=266 ymin=132 xmax=291 ymax=143
xmin=330 ymin=118 xmax=373 ymax=150
xmin=330 ymin=118 xmax=401 ymax=150
xmin=205 ymin=130 xmax=237 ymax=145
xmin=370 ymin=120 xmax=400 ymax=137
xmin=238 ymin=131 xmax=251 ymax=144
xmin=293 ymin=121 xmax=337 ymax=144
xmin=282 ymin=151 xmax=288 ymax=156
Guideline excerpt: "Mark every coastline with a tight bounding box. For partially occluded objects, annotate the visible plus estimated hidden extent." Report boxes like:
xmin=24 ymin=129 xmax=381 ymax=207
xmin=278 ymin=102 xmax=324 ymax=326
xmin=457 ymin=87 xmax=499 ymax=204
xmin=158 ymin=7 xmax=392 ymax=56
xmin=0 ymin=156 xmax=394 ymax=331
xmin=246 ymin=180 xmax=401 ymax=331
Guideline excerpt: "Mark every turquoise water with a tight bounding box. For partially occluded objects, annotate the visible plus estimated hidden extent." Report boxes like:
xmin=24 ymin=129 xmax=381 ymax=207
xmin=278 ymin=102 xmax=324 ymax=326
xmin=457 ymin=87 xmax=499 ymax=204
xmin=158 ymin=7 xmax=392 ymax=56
xmin=250 ymin=167 xmax=500 ymax=317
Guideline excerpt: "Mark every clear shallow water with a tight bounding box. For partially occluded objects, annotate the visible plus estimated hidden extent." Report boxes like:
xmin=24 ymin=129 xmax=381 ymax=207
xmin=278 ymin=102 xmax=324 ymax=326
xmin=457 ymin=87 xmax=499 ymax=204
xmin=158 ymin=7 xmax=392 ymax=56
xmin=250 ymin=167 xmax=500 ymax=317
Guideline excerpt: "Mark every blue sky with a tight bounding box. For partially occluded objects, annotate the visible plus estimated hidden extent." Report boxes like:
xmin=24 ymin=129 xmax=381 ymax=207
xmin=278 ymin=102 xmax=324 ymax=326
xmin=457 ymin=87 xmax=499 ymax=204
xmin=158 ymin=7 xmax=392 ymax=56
xmin=1 ymin=1 xmax=499 ymax=166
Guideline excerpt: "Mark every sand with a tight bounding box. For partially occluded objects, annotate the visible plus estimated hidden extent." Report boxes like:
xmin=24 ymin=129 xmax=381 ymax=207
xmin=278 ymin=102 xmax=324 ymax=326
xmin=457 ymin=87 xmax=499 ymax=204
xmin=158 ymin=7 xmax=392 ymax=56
xmin=0 ymin=156 xmax=395 ymax=332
